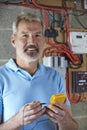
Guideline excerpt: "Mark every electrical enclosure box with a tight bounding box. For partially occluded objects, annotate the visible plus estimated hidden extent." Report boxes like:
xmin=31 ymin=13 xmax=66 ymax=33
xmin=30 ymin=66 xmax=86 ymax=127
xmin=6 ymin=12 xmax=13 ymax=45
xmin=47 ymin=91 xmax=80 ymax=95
xmin=70 ymin=32 xmax=87 ymax=54
xmin=72 ymin=71 xmax=87 ymax=93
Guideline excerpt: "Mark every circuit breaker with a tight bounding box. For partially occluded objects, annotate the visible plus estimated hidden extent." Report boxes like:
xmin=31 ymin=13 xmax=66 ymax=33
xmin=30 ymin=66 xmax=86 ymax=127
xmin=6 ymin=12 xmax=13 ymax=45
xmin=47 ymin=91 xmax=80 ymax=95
xmin=72 ymin=71 xmax=87 ymax=93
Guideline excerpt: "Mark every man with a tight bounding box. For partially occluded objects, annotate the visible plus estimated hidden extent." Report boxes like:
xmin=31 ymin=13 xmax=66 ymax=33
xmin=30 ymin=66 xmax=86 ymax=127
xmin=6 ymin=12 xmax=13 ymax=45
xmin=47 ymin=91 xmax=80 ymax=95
xmin=0 ymin=13 xmax=78 ymax=130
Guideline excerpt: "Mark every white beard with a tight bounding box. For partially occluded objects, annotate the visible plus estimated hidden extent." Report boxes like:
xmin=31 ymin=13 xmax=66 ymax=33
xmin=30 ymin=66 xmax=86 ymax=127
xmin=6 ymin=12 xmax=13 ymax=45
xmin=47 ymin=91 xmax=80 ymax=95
xmin=16 ymin=49 xmax=43 ymax=63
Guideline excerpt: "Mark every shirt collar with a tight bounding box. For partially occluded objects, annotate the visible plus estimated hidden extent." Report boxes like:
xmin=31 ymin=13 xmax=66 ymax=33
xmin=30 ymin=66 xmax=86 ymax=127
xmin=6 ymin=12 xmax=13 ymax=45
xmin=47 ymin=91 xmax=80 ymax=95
xmin=6 ymin=58 xmax=19 ymax=72
xmin=6 ymin=58 xmax=42 ymax=80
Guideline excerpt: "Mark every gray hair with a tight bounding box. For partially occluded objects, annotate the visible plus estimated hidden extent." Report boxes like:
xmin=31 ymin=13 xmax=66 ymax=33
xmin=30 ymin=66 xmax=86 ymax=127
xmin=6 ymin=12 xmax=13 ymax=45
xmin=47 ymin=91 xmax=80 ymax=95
xmin=12 ymin=13 xmax=44 ymax=35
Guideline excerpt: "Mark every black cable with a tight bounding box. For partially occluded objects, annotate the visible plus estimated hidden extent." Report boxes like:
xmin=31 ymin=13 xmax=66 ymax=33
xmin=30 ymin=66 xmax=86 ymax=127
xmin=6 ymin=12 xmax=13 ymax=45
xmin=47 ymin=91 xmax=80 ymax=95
xmin=53 ymin=37 xmax=66 ymax=44
xmin=65 ymin=12 xmax=87 ymax=29
xmin=0 ymin=0 xmax=21 ymax=4
xmin=68 ymin=54 xmax=83 ymax=69
xmin=27 ymin=0 xmax=32 ymax=3
xmin=69 ymin=12 xmax=86 ymax=17
xmin=75 ymin=16 xmax=87 ymax=29
xmin=8 ymin=0 xmax=21 ymax=4
xmin=49 ymin=12 xmax=66 ymax=44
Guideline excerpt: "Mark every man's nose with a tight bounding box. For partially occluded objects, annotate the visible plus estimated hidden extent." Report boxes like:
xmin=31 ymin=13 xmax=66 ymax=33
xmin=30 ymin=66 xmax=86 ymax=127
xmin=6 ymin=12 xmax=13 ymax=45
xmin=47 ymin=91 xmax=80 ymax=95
xmin=28 ymin=34 xmax=35 ymax=44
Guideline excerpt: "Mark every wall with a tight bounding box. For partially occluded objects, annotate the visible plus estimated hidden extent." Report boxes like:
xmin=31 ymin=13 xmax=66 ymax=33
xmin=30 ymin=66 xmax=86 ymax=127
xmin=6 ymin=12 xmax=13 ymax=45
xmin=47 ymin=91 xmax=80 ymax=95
xmin=0 ymin=4 xmax=87 ymax=130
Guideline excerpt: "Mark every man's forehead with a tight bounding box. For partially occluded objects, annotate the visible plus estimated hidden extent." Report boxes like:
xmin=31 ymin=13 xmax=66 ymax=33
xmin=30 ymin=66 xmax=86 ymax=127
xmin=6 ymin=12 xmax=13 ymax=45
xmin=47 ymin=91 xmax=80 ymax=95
xmin=18 ymin=20 xmax=42 ymax=27
xmin=21 ymin=30 xmax=43 ymax=34
xmin=18 ymin=21 xmax=43 ymax=32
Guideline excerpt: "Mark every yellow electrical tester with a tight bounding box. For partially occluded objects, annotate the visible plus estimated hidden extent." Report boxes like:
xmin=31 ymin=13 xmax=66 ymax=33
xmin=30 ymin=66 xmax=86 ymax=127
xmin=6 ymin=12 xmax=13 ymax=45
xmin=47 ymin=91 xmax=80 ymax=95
xmin=50 ymin=93 xmax=66 ymax=104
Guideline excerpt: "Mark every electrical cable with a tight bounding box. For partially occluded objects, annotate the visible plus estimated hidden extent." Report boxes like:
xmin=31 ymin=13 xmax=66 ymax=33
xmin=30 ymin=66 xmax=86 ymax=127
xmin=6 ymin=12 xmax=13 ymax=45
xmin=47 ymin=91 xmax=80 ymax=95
xmin=75 ymin=16 xmax=87 ymax=29
xmin=32 ymin=0 xmax=67 ymax=12
xmin=43 ymin=10 xmax=49 ymax=29
xmin=32 ymin=0 xmax=87 ymax=14
xmin=43 ymin=38 xmax=80 ymax=62
xmin=44 ymin=10 xmax=69 ymax=45
xmin=0 ymin=0 xmax=21 ymax=4
xmin=69 ymin=12 xmax=87 ymax=16
xmin=50 ymin=11 xmax=66 ymax=44
xmin=0 ymin=0 xmax=35 ymax=8
xmin=21 ymin=0 xmax=35 ymax=8
xmin=0 ymin=0 xmax=87 ymax=14
xmin=67 ymin=11 xmax=87 ymax=29
xmin=27 ymin=0 xmax=32 ymax=3
xmin=66 ymin=68 xmax=81 ymax=104
xmin=68 ymin=54 xmax=83 ymax=69
xmin=43 ymin=10 xmax=82 ymax=65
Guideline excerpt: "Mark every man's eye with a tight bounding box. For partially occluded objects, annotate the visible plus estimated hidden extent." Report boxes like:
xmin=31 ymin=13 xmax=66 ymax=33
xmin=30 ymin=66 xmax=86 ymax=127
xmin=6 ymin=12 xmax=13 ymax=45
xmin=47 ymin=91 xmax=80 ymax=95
xmin=22 ymin=35 xmax=28 ymax=38
xmin=36 ymin=34 xmax=42 ymax=38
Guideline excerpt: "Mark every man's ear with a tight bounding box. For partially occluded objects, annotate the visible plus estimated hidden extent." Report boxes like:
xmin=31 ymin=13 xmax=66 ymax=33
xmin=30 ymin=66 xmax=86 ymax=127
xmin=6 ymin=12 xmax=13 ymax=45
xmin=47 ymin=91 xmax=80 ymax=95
xmin=11 ymin=35 xmax=16 ymax=48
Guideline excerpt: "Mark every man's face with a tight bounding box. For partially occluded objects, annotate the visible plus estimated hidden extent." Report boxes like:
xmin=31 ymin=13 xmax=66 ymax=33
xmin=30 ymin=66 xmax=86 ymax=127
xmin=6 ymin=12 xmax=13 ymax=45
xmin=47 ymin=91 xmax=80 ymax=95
xmin=11 ymin=20 xmax=44 ymax=63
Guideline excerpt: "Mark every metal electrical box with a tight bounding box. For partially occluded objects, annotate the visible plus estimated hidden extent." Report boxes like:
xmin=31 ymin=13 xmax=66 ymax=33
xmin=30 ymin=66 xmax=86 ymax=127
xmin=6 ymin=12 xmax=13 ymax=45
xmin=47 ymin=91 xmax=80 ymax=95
xmin=70 ymin=32 xmax=87 ymax=54
xmin=72 ymin=71 xmax=87 ymax=93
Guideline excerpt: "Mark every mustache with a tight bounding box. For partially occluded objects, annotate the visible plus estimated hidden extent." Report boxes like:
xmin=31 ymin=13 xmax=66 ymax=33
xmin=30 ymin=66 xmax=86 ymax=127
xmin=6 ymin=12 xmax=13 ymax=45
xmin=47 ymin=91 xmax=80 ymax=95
xmin=24 ymin=45 xmax=39 ymax=52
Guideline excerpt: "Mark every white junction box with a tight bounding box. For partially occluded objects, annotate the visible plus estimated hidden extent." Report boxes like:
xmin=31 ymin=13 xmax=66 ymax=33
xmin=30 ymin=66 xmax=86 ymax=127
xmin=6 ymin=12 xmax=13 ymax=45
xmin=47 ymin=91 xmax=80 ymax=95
xmin=70 ymin=32 xmax=87 ymax=54
xmin=84 ymin=0 xmax=87 ymax=9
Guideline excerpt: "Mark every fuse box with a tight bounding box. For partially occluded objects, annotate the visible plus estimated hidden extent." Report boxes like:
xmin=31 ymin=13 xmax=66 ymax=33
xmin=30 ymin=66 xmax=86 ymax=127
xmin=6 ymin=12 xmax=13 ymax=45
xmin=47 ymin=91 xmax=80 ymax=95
xmin=72 ymin=71 xmax=87 ymax=93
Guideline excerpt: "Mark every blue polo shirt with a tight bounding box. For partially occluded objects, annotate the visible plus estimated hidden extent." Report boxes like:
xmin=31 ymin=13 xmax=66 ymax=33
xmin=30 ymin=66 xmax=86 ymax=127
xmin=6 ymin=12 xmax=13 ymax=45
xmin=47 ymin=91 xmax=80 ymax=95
xmin=0 ymin=58 xmax=70 ymax=130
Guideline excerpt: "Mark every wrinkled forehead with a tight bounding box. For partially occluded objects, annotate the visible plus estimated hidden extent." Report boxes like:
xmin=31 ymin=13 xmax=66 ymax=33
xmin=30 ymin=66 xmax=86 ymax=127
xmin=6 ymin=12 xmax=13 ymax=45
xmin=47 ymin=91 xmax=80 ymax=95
xmin=17 ymin=20 xmax=43 ymax=34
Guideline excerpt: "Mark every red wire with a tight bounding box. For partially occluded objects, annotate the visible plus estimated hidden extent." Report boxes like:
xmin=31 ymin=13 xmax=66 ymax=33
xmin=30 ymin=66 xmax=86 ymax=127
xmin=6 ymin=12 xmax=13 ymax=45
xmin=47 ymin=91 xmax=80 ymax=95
xmin=31 ymin=0 xmax=81 ymax=64
xmin=43 ymin=10 xmax=49 ymax=29
xmin=32 ymin=0 xmax=87 ymax=14
xmin=0 ymin=1 xmax=35 ymax=8
xmin=21 ymin=0 xmax=35 ymax=8
xmin=44 ymin=40 xmax=80 ymax=63
xmin=43 ymin=8 xmax=71 ymax=46
xmin=32 ymin=0 xmax=66 ymax=13
xmin=63 ymin=10 xmax=73 ymax=51
xmin=66 ymin=69 xmax=81 ymax=104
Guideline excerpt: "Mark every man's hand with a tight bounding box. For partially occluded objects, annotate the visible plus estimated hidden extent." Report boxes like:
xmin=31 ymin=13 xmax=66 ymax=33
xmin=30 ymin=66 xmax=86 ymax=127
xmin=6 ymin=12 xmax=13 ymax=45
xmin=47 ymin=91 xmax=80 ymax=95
xmin=17 ymin=101 xmax=46 ymax=126
xmin=46 ymin=102 xmax=78 ymax=130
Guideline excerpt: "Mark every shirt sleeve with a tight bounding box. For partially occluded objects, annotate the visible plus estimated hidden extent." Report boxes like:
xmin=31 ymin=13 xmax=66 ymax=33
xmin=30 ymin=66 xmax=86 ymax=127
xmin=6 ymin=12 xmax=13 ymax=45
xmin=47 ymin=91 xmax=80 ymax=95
xmin=0 ymin=96 xmax=3 ymax=115
xmin=0 ymin=78 xmax=3 ymax=116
